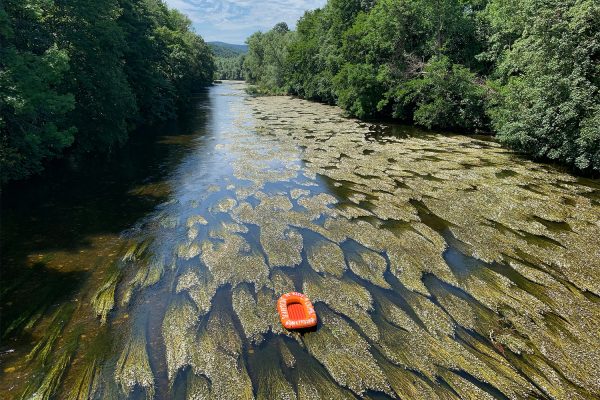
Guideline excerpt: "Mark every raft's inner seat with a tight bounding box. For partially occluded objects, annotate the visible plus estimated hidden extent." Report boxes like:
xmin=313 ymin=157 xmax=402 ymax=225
xmin=287 ymin=302 xmax=306 ymax=321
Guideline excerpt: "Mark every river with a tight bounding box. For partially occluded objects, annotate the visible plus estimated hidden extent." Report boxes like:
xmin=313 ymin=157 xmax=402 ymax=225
xmin=1 ymin=81 xmax=599 ymax=399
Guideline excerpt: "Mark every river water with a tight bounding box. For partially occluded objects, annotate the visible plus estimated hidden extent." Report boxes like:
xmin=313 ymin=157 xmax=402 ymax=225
xmin=1 ymin=81 xmax=599 ymax=399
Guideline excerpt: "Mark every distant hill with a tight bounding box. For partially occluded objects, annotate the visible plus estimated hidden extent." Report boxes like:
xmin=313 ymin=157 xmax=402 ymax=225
xmin=208 ymin=42 xmax=249 ymax=58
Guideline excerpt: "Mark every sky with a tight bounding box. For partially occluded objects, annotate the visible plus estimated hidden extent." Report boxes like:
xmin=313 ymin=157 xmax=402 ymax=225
xmin=163 ymin=0 xmax=327 ymax=44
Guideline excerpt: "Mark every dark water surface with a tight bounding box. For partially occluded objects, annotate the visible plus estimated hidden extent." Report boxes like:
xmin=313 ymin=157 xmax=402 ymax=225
xmin=1 ymin=81 xmax=599 ymax=400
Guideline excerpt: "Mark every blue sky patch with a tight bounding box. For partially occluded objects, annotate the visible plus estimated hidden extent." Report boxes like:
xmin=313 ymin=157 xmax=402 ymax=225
xmin=164 ymin=0 xmax=326 ymax=44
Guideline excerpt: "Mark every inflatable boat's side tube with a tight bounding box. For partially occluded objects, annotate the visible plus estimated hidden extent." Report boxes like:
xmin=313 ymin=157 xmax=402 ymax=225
xmin=277 ymin=292 xmax=318 ymax=330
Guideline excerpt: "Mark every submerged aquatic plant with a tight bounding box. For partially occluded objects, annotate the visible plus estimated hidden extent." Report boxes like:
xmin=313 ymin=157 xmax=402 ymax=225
xmin=250 ymin=340 xmax=296 ymax=400
xmin=303 ymin=307 xmax=391 ymax=396
xmin=5 ymin=82 xmax=600 ymax=400
xmin=162 ymin=297 xmax=199 ymax=382
xmin=306 ymin=240 xmax=346 ymax=277
xmin=190 ymin=307 xmax=254 ymax=400
xmin=91 ymin=268 xmax=121 ymax=324
xmin=115 ymin=319 xmax=155 ymax=399
xmin=22 ymin=315 xmax=81 ymax=400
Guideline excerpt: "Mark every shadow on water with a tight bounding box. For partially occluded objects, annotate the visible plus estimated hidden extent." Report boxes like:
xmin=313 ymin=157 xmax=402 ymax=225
xmin=0 ymin=262 xmax=86 ymax=341
xmin=367 ymin=123 xmax=440 ymax=141
xmin=0 ymin=90 xmax=213 ymax=342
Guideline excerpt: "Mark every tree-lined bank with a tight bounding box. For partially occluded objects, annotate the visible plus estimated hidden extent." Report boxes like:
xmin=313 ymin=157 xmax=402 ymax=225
xmin=243 ymin=0 xmax=600 ymax=173
xmin=0 ymin=0 xmax=215 ymax=184
xmin=210 ymin=42 xmax=247 ymax=81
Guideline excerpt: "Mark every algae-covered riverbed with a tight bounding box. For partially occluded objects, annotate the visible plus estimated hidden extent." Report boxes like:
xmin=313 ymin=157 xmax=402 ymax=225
xmin=1 ymin=81 xmax=599 ymax=399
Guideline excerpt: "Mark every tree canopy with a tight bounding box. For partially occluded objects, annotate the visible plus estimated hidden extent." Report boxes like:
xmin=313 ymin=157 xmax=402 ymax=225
xmin=0 ymin=0 xmax=215 ymax=183
xmin=211 ymin=42 xmax=248 ymax=81
xmin=244 ymin=0 xmax=599 ymax=173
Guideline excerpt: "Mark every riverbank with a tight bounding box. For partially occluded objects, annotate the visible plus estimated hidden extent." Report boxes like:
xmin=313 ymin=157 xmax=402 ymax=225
xmin=242 ymin=1 xmax=600 ymax=174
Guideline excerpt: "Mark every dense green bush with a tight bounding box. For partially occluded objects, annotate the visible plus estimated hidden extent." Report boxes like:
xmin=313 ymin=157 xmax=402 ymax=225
xmin=334 ymin=63 xmax=386 ymax=119
xmin=244 ymin=23 xmax=295 ymax=94
xmin=396 ymin=56 xmax=488 ymax=131
xmin=215 ymin=56 xmax=246 ymax=80
xmin=488 ymin=0 xmax=599 ymax=171
xmin=0 ymin=0 xmax=215 ymax=184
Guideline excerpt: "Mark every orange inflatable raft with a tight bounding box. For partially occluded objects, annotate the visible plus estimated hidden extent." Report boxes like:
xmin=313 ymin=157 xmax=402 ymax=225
xmin=277 ymin=292 xmax=317 ymax=330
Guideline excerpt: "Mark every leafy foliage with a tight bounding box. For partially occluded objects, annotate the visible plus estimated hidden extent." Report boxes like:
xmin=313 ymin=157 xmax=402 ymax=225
xmin=211 ymin=42 xmax=248 ymax=80
xmin=244 ymin=23 xmax=296 ymax=94
xmin=487 ymin=0 xmax=600 ymax=171
xmin=0 ymin=0 xmax=215 ymax=183
xmin=244 ymin=0 xmax=599 ymax=172
xmin=395 ymin=56 xmax=488 ymax=131
xmin=215 ymin=55 xmax=246 ymax=80
xmin=0 ymin=0 xmax=76 ymax=182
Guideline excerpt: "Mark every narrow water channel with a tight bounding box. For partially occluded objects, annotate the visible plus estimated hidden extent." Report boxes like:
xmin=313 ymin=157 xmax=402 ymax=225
xmin=1 ymin=81 xmax=599 ymax=400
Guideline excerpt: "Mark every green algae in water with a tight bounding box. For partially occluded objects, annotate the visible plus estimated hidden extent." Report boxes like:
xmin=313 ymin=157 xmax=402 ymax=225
xmin=201 ymin=231 xmax=270 ymax=289
xmin=185 ymin=373 xmax=212 ymax=400
xmin=25 ymin=303 xmax=76 ymax=366
xmin=27 ymin=349 xmax=74 ymax=400
xmin=303 ymin=269 xmax=379 ymax=341
xmin=176 ymin=268 xmax=218 ymax=316
xmin=268 ymin=269 xmax=297 ymax=295
xmin=115 ymin=326 xmax=155 ymax=399
xmin=378 ymin=356 xmax=446 ymax=400
xmin=211 ymin=197 xmax=238 ymax=214
xmin=91 ymin=267 xmax=120 ymax=324
xmin=346 ymin=245 xmax=390 ymax=289
xmin=186 ymin=215 xmax=208 ymax=228
xmin=190 ymin=306 xmax=254 ymax=400
xmin=162 ymin=296 xmax=199 ymax=382
xmin=290 ymin=188 xmax=310 ymax=199
xmin=22 ymin=314 xmax=81 ymax=400
xmin=231 ymin=199 xmax=305 ymax=268
xmin=63 ymin=327 xmax=115 ymax=400
xmin=296 ymin=364 xmax=356 ymax=400
xmin=306 ymin=239 xmax=347 ymax=277
xmin=121 ymin=255 xmax=169 ymax=306
xmin=236 ymin=285 xmax=290 ymax=340
xmin=177 ymin=241 xmax=201 ymax=260
xmin=66 ymin=358 xmax=101 ymax=400
xmin=303 ymin=307 xmax=391 ymax=396
xmin=232 ymin=284 xmax=273 ymax=343
xmin=277 ymin=337 xmax=296 ymax=369
xmin=249 ymin=340 xmax=297 ymax=400
xmin=5 ymin=81 xmax=600 ymax=400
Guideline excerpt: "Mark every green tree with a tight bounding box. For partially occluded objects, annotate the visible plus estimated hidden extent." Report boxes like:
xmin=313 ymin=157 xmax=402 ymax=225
xmin=395 ymin=56 xmax=488 ymax=130
xmin=153 ymin=9 xmax=214 ymax=103
xmin=244 ymin=23 xmax=295 ymax=93
xmin=333 ymin=0 xmax=426 ymax=117
xmin=50 ymin=0 xmax=137 ymax=151
xmin=118 ymin=0 xmax=177 ymax=124
xmin=488 ymin=0 xmax=600 ymax=171
xmin=286 ymin=0 xmax=373 ymax=103
xmin=331 ymin=0 xmax=487 ymax=126
xmin=244 ymin=0 xmax=598 ymax=172
xmin=215 ymin=55 xmax=246 ymax=80
xmin=0 ymin=0 xmax=75 ymax=183
xmin=286 ymin=9 xmax=337 ymax=102
xmin=1 ymin=0 xmax=215 ymax=183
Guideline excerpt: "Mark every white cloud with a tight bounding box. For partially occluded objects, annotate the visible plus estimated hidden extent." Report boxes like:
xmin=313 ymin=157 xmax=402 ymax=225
xmin=163 ymin=0 xmax=326 ymax=43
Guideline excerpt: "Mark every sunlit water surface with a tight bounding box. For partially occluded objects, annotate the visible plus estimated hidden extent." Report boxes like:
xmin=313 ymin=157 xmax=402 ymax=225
xmin=1 ymin=81 xmax=599 ymax=400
